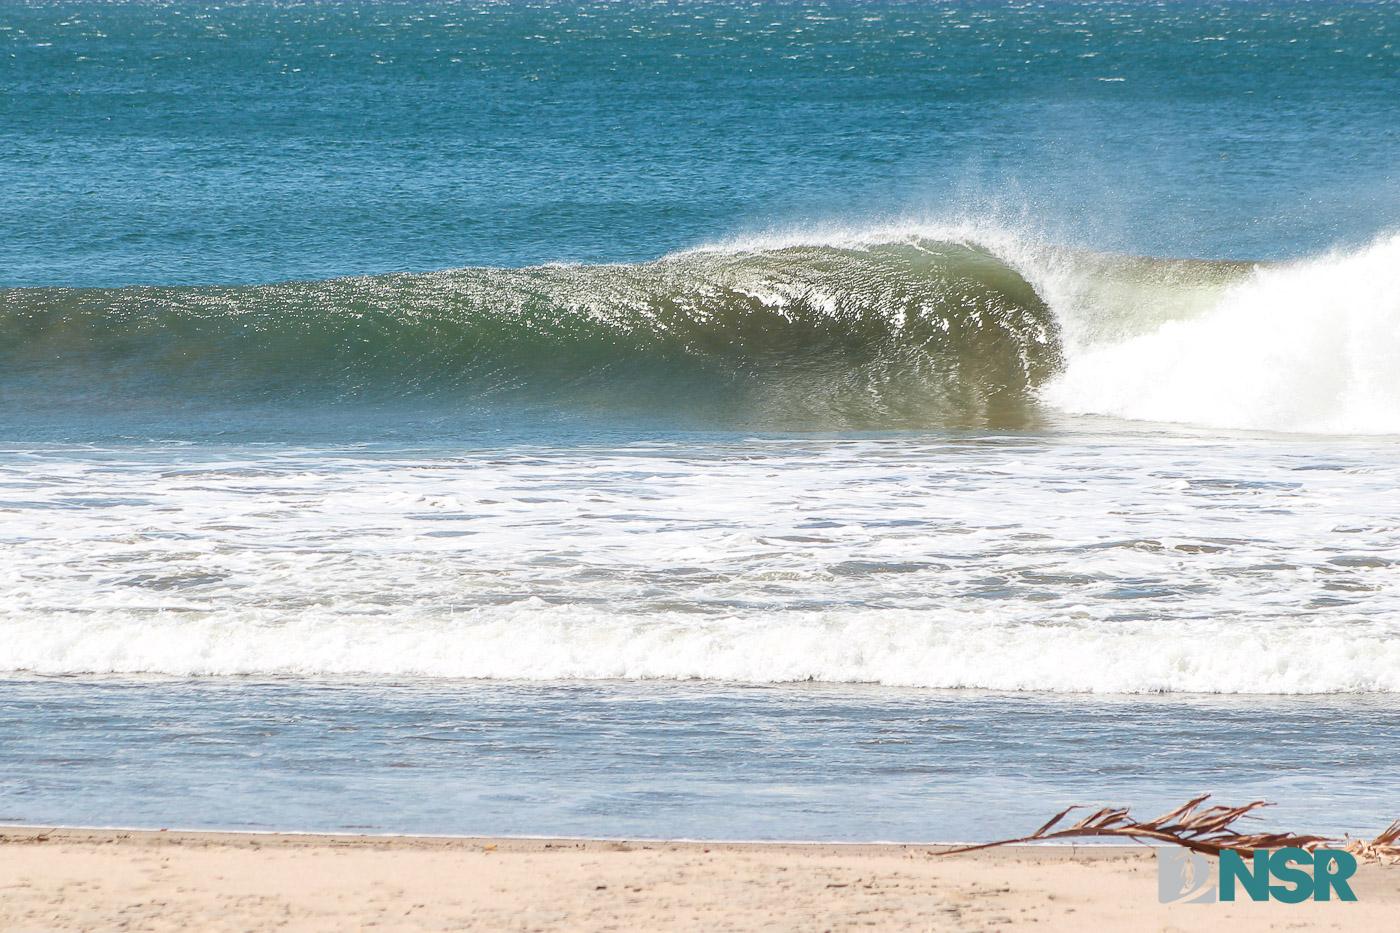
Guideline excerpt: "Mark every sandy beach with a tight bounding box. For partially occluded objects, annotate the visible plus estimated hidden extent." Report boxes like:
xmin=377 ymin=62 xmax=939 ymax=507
xmin=0 ymin=828 xmax=1393 ymax=932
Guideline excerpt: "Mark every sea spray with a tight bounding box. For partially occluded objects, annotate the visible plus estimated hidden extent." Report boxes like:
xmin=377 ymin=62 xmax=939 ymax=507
xmin=1041 ymin=234 xmax=1400 ymax=434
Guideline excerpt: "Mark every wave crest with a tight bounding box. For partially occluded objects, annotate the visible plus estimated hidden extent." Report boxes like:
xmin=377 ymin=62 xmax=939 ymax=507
xmin=6 ymin=228 xmax=1400 ymax=434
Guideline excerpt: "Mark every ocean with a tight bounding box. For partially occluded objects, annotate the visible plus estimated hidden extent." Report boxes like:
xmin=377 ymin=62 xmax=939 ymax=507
xmin=2 ymin=0 xmax=1398 ymax=841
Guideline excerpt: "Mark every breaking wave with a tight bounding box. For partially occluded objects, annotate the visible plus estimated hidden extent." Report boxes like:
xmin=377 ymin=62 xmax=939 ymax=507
xmin=3 ymin=227 xmax=1398 ymax=433
xmin=1040 ymin=233 xmax=1400 ymax=434
xmin=6 ymin=603 xmax=1399 ymax=694
xmin=0 ymin=239 xmax=1059 ymax=429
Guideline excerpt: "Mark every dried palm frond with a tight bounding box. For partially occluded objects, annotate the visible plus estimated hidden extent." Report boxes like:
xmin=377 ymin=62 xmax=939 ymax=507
xmin=1345 ymin=820 xmax=1400 ymax=865
xmin=939 ymin=795 xmax=1335 ymax=857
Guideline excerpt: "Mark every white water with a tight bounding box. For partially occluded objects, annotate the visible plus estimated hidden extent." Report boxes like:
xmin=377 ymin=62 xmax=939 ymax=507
xmin=1038 ymin=233 xmax=1400 ymax=434
xmin=10 ymin=601 xmax=1400 ymax=693
xmin=4 ymin=436 xmax=1399 ymax=692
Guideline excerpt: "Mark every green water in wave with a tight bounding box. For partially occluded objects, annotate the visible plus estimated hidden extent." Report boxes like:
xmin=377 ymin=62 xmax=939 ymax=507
xmin=1 ymin=241 xmax=1061 ymax=429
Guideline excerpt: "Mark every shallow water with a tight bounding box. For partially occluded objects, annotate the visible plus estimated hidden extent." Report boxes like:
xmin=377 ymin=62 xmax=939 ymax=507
xmin=3 ymin=677 xmax=1396 ymax=841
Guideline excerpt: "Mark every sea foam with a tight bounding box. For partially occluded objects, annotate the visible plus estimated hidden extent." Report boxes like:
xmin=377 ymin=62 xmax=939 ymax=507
xmin=3 ymin=437 xmax=1398 ymax=693
xmin=5 ymin=602 xmax=1400 ymax=694
xmin=1036 ymin=234 xmax=1400 ymax=435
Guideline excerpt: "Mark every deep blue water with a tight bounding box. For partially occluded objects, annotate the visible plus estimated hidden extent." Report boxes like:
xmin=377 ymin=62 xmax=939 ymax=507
xmin=3 ymin=0 xmax=1399 ymax=286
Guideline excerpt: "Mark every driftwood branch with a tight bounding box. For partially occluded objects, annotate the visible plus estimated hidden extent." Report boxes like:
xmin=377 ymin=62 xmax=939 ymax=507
xmin=939 ymin=795 xmax=1400 ymax=863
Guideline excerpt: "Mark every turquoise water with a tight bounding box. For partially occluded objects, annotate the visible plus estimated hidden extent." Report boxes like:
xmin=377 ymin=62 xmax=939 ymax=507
xmin=4 ymin=0 xmax=1398 ymax=286
xmin=3 ymin=1 xmax=1400 ymax=840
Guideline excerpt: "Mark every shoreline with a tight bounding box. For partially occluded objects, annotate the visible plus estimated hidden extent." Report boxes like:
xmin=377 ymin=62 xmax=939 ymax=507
xmin=3 ymin=827 xmax=1396 ymax=932
xmin=0 ymin=824 xmax=1124 ymax=852
xmin=0 ymin=823 xmax=990 ymax=847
